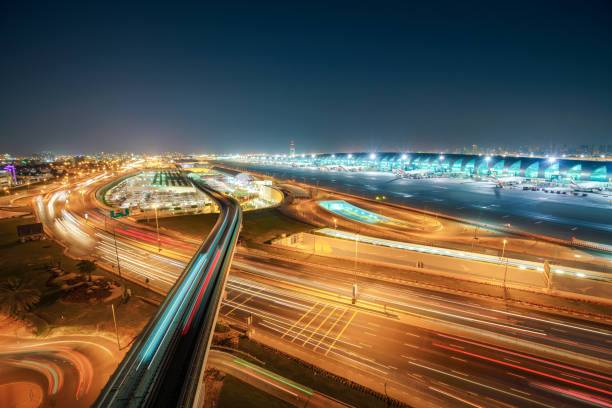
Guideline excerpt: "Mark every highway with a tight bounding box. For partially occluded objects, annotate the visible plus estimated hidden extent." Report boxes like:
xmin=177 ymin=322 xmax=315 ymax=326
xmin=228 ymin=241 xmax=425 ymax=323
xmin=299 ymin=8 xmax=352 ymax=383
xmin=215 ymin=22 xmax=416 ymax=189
xmin=207 ymin=349 xmax=351 ymax=408
xmin=31 ymin=171 xmax=612 ymax=407
xmin=224 ymin=255 xmax=612 ymax=408
xmin=221 ymin=162 xmax=612 ymax=246
xmin=93 ymin=179 xmax=241 ymax=407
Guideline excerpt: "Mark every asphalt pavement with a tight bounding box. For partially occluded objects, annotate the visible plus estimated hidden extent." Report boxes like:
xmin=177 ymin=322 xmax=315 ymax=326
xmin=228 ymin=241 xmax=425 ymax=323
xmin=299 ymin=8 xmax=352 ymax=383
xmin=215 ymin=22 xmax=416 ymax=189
xmin=223 ymin=162 xmax=612 ymax=245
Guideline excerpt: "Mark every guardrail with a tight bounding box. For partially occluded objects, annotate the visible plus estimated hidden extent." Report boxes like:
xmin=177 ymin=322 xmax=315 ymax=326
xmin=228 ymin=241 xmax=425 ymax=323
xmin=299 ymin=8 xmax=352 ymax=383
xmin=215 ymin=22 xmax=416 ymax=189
xmin=94 ymin=180 xmax=242 ymax=407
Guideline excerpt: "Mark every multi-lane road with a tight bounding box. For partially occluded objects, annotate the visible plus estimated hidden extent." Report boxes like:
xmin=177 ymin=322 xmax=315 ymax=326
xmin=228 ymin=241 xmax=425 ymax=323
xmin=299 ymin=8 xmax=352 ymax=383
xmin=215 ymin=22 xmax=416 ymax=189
xmin=221 ymin=162 xmax=612 ymax=245
xmin=30 ymin=171 xmax=612 ymax=407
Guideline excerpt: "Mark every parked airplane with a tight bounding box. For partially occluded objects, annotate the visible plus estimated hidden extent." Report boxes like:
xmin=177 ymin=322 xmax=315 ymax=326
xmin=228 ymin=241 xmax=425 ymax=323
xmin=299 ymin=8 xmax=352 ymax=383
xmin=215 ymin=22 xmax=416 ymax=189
xmin=392 ymin=168 xmax=430 ymax=178
xmin=570 ymin=181 xmax=604 ymax=192
xmin=491 ymin=176 xmax=523 ymax=187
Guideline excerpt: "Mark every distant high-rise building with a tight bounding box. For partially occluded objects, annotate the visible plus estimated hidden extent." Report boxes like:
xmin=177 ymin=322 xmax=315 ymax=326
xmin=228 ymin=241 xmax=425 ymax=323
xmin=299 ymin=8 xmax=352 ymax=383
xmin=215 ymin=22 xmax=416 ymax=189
xmin=472 ymin=144 xmax=477 ymax=154
xmin=290 ymin=140 xmax=295 ymax=157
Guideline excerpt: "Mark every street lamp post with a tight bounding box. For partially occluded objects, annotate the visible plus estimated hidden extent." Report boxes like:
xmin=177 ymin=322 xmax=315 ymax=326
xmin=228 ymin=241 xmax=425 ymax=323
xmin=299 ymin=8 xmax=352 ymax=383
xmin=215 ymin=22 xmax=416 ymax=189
xmin=502 ymin=239 xmax=509 ymax=299
xmin=333 ymin=218 xmax=337 ymax=231
xmin=353 ymin=227 xmax=360 ymax=303
xmin=153 ymin=205 xmax=161 ymax=252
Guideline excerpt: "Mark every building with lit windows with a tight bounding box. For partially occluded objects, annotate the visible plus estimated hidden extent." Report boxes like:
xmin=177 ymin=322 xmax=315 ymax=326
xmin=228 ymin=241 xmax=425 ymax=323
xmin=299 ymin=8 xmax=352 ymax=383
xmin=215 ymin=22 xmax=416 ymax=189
xmin=253 ymin=153 xmax=611 ymax=184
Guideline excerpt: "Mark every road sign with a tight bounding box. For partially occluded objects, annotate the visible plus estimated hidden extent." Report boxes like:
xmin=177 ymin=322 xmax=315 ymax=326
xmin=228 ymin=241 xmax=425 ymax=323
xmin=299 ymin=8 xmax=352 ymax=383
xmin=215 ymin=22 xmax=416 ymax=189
xmin=110 ymin=208 xmax=129 ymax=218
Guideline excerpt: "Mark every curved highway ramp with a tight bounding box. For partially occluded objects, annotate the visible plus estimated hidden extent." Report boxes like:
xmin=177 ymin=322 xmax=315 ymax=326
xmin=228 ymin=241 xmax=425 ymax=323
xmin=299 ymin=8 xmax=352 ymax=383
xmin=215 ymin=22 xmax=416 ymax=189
xmin=94 ymin=180 xmax=242 ymax=407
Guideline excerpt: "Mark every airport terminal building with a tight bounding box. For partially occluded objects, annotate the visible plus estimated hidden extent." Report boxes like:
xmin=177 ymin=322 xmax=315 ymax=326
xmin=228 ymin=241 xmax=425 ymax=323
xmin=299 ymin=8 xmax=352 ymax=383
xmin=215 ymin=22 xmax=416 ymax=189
xmin=277 ymin=153 xmax=610 ymax=184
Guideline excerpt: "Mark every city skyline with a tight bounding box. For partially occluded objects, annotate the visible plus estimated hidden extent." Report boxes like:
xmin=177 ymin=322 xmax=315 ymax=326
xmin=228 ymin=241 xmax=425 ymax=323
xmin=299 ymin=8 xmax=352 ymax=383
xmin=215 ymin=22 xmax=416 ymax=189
xmin=2 ymin=1 xmax=612 ymax=154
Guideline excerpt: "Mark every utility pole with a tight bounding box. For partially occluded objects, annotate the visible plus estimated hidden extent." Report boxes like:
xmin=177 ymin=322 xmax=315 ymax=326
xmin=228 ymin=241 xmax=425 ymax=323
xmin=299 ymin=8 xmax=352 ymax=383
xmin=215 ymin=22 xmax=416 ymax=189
xmin=502 ymin=239 xmax=509 ymax=300
xmin=111 ymin=304 xmax=120 ymax=350
xmin=353 ymin=228 xmax=359 ymax=303
xmin=153 ymin=205 xmax=161 ymax=252
xmin=112 ymin=225 xmax=125 ymax=300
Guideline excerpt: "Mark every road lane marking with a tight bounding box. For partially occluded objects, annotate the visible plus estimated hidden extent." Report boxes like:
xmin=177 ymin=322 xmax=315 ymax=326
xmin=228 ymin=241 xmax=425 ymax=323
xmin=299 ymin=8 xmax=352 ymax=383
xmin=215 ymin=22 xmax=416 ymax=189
xmin=302 ymin=306 xmax=337 ymax=346
xmin=451 ymin=370 xmax=468 ymax=377
xmin=325 ymin=311 xmax=357 ymax=356
xmin=281 ymin=303 xmax=318 ymax=339
xmin=364 ymin=331 xmax=376 ymax=336
xmin=510 ymin=388 xmax=531 ymax=396
xmin=451 ymin=356 xmax=467 ymax=363
xmin=225 ymin=289 xmax=263 ymax=316
xmin=410 ymin=361 xmax=553 ymax=408
xmin=485 ymin=396 xmax=517 ymax=408
xmin=449 ymin=343 xmax=465 ymax=349
xmin=428 ymin=385 xmax=483 ymax=408
xmin=313 ymin=309 xmax=347 ymax=351
xmin=291 ymin=304 xmax=328 ymax=343
xmin=506 ymin=372 xmax=526 ymax=379
xmin=405 ymin=332 xmax=420 ymax=338
xmin=504 ymin=357 xmax=522 ymax=365
xmin=404 ymin=343 xmax=419 ymax=349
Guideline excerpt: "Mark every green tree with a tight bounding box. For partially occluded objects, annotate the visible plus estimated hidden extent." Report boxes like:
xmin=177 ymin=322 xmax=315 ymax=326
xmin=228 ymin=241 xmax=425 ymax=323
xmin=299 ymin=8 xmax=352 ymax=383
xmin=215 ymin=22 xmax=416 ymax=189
xmin=77 ymin=259 xmax=97 ymax=282
xmin=0 ymin=277 xmax=41 ymax=318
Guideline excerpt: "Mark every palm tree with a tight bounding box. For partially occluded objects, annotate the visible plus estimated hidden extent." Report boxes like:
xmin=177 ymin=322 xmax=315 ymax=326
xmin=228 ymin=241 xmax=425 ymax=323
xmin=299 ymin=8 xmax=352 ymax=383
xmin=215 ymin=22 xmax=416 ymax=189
xmin=0 ymin=277 xmax=41 ymax=318
xmin=76 ymin=260 xmax=97 ymax=282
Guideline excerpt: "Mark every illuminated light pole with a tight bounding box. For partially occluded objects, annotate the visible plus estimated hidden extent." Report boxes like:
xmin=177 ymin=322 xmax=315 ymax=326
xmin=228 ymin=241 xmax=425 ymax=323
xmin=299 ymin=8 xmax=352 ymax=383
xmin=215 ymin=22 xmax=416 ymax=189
xmin=502 ymin=239 xmax=509 ymax=299
xmin=333 ymin=217 xmax=337 ymax=231
xmin=153 ymin=204 xmax=161 ymax=252
xmin=353 ymin=228 xmax=359 ymax=304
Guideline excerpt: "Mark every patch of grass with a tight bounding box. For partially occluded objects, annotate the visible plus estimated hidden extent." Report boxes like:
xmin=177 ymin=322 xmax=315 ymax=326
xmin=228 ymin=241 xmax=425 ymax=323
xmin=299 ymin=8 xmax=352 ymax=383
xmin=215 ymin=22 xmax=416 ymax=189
xmin=0 ymin=217 xmax=160 ymax=335
xmin=140 ymin=207 xmax=312 ymax=244
xmin=241 ymin=208 xmax=312 ymax=243
xmin=217 ymin=374 xmax=292 ymax=408
xmin=139 ymin=213 xmax=218 ymax=240
xmin=236 ymin=337 xmax=387 ymax=408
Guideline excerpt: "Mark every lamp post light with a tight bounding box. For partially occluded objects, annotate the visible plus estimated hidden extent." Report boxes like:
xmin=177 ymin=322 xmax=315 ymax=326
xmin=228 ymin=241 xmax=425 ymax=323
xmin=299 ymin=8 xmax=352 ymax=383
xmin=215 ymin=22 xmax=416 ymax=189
xmin=502 ymin=239 xmax=509 ymax=298
xmin=333 ymin=218 xmax=337 ymax=231
xmin=153 ymin=204 xmax=161 ymax=252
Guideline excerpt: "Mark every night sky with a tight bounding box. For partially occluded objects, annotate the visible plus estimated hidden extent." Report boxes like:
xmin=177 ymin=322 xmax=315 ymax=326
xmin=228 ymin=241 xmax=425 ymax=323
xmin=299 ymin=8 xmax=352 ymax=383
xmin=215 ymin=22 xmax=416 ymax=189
xmin=1 ymin=1 xmax=611 ymax=155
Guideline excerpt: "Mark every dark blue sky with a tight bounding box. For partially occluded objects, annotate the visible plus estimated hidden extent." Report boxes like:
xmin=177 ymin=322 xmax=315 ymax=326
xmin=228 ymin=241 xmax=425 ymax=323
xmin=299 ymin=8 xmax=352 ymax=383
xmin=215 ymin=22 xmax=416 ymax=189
xmin=1 ymin=1 xmax=611 ymax=154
